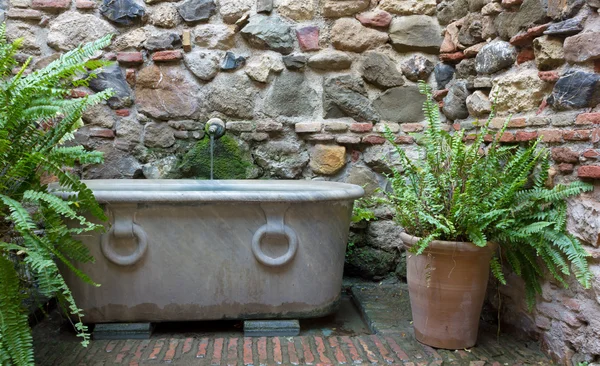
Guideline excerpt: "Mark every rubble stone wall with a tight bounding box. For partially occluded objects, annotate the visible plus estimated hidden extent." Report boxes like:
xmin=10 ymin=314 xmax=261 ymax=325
xmin=3 ymin=0 xmax=600 ymax=362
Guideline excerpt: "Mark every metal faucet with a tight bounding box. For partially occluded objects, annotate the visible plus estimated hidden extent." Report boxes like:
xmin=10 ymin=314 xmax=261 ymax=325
xmin=205 ymin=118 xmax=226 ymax=140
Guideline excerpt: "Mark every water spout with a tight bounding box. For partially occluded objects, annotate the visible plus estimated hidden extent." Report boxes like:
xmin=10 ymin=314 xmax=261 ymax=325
xmin=205 ymin=118 xmax=225 ymax=180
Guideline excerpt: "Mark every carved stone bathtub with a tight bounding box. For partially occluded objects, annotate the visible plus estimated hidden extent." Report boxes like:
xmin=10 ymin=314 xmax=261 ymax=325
xmin=55 ymin=180 xmax=363 ymax=323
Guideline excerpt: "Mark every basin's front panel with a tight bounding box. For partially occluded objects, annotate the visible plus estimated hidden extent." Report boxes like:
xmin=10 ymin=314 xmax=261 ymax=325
xmin=64 ymin=200 xmax=353 ymax=323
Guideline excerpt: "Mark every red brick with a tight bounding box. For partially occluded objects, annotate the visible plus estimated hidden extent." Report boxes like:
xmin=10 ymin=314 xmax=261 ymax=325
xmin=432 ymin=89 xmax=448 ymax=101
xmin=576 ymin=113 xmax=600 ymax=125
xmin=90 ymin=128 xmax=115 ymax=139
xmin=7 ymin=9 xmax=43 ymax=19
xmin=300 ymin=337 xmax=315 ymax=365
xmin=384 ymin=337 xmax=408 ymax=361
xmin=538 ymin=70 xmax=559 ymax=82
xmin=517 ymin=48 xmax=535 ymax=64
xmin=552 ymin=147 xmax=579 ymax=163
xmin=272 ymin=337 xmax=282 ymax=364
xmin=583 ymin=149 xmax=599 ymax=158
xmin=350 ymin=122 xmax=373 ymax=133
xmin=242 ymin=338 xmax=253 ymax=366
xmin=578 ymin=165 xmax=600 ymax=178
xmin=163 ymin=339 xmax=178 ymax=363
xmin=508 ymin=117 xmax=527 ymax=128
xmin=115 ymin=341 xmax=133 ymax=363
xmin=557 ymin=163 xmax=574 ymax=173
xmin=129 ymin=340 xmax=150 ymax=366
xmin=182 ymin=338 xmax=193 ymax=354
xmin=439 ymin=51 xmax=465 ymax=63
xmin=402 ymin=123 xmax=424 ymax=133
xmin=395 ymin=135 xmax=415 ymax=144
xmin=593 ymin=128 xmax=600 ymax=143
xmin=296 ymin=26 xmax=320 ymax=52
xmin=104 ymin=52 xmax=117 ymax=61
xmin=287 ymin=339 xmax=300 ymax=365
xmin=539 ymin=129 xmax=563 ymax=143
xmin=515 ymin=130 xmax=538 ymax=141
xmin=32 ymin=0 xmax=70 ymax=9
xmin=351 ymin=149 xmax=360 ymax=162
xmin=328 ymin=337 xmax=347 ymax=364
xmin=211 ymin=338 xmax=224 ymax=365
xmin=226 ymin=338 xmax=238 ymax=365
xmin=117 ymin=52 xmax=143 ymax=65
xmin=148 ymin=339 xmax=165 ymax=360
xmin=70 ymin=89 xmax=90 ymax=98
xmin=563 ymin=129 xmax=591 ymax=141
xmin=509 ymin=23 xmax=549 ymax=46
xmin=498 ymin=132 xmax=515 ymax=142
xmin=314 ymin=336 xmax=332 ymax=364
xmin=152 ymin=50 xmax=182 ymax=62
xmin=257 ymin=337 xmax=267 ymax=365
xmin=196 ymin=338 xmax=209 ymax=358
xmin=115 ymin=109 xmax=130 ymax=117
xmin=75 ymin=0 xmax=96 ymax=8
xmin=341 ymin=336 xmax=362 ymax=364
xmin=357 ymin=337 xmax=379 ymax=363
xmin=370 ymin=335 xmax=395 ymax=364
xmin=362 ymin=134 xmax=386 ymax=144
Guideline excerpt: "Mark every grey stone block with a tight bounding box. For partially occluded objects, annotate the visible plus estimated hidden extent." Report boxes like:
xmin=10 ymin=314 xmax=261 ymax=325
xmin=93 ymin=323 xmax=154 ymax=340
xmin=243 ymin=320 xmax=300 ymax=337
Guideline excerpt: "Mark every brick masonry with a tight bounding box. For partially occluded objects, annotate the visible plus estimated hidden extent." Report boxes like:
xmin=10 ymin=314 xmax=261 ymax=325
xmin=33 ymin=284 xmax=550 ymax=365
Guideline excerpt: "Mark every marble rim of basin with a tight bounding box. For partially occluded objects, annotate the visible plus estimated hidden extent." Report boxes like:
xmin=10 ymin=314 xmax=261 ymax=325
xmin=50 ymin=179 xmax=365 ymax=203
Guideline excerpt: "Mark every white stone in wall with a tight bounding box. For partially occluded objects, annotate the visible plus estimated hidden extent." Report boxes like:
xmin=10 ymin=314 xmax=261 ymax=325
xmin=219 ymin=0 xmax=253 ymax=24
xmin=244 ymin=53 xmax=284 ymax=83
xmin=47 ymin=12 xmax=117 ymax=51
xmin=378 ymin=0 xmax=436 ymax=16
xmin=112 ymin=28 xmax=147 ymax=51
xmin=276 ymin=0 xmax=315 ymax=21
xmin=192 ymin=24 xmax=235 ymax=50
xmin=491 ymin=68 xmax=550 ymax=113
xmin=148 ymin=3 xmax=181 ymax=28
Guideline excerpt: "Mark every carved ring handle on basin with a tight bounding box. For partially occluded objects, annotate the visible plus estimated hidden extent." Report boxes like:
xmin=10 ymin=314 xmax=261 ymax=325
xmin=251 ymin=224 xmax=298 ymax=267
xmin=101 ymin=222 xmax=148 ymax=266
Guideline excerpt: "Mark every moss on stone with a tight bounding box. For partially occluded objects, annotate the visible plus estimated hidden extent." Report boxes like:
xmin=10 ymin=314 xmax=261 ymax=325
xmin=174 ymin=135 xmax=252 ymax=179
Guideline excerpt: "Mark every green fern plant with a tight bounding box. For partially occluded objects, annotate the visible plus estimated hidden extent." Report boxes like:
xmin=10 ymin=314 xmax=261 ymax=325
xmin=0 ymin=25 xmax=113 ymax=365
xmin=380 ymin=81 xmax=592 ymax=308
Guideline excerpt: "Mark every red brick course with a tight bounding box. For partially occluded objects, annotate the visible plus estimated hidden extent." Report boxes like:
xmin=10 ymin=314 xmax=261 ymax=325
xmin=349 ymin=122 xmax=373 ymax=133
xmin=32 ymin=0 xmax=70 ymax=9
xmin=152 ymin=50 xmax=183 ymax=62
xmin=578 ymin=165 xmax=600 ymax=179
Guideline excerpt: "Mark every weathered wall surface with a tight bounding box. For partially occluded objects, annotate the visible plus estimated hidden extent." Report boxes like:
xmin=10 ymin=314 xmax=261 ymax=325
xmin=3 ymin=0 xmax=600 ymax=362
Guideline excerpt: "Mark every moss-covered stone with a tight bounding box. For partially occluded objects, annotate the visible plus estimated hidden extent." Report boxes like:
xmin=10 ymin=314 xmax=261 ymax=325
xmin=173 ymin=135 xmax=253 ymax=179
xmin=344 ymin=246 xmax=397 ymax=280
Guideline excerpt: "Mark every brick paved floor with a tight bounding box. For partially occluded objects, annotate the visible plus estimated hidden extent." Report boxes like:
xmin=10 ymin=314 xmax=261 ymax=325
xmin=32 ymin=282 xmax=552 ymax=365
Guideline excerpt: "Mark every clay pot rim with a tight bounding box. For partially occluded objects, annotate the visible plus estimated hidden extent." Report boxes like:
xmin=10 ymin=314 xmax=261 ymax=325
xmin=400 ymin=232 xmax=498 ymax=254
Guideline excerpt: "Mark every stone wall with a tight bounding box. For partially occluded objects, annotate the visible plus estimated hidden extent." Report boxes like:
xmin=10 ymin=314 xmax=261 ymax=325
xmin=3 ymin=0 xmax=600 ymax=362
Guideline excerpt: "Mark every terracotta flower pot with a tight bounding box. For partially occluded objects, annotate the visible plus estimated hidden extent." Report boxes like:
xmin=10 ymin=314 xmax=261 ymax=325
xmin=400 ymin=232 xmax=498 ymax=349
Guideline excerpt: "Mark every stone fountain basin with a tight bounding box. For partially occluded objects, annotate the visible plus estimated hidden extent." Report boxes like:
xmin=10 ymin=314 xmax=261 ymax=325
xmin=53 ymin=180 xmax=364 ymax=323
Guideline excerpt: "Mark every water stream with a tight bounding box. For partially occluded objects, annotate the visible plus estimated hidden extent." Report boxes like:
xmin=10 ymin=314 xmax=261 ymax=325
xmin=210 ymin=134 xmax=214 ymax=180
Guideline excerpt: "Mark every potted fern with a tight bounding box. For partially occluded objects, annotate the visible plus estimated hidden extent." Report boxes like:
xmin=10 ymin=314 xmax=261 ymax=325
xmin=0 ymin=27 xmax=113 ymax=364
xmin=379 ymin=82 xmax=592 ymax=349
